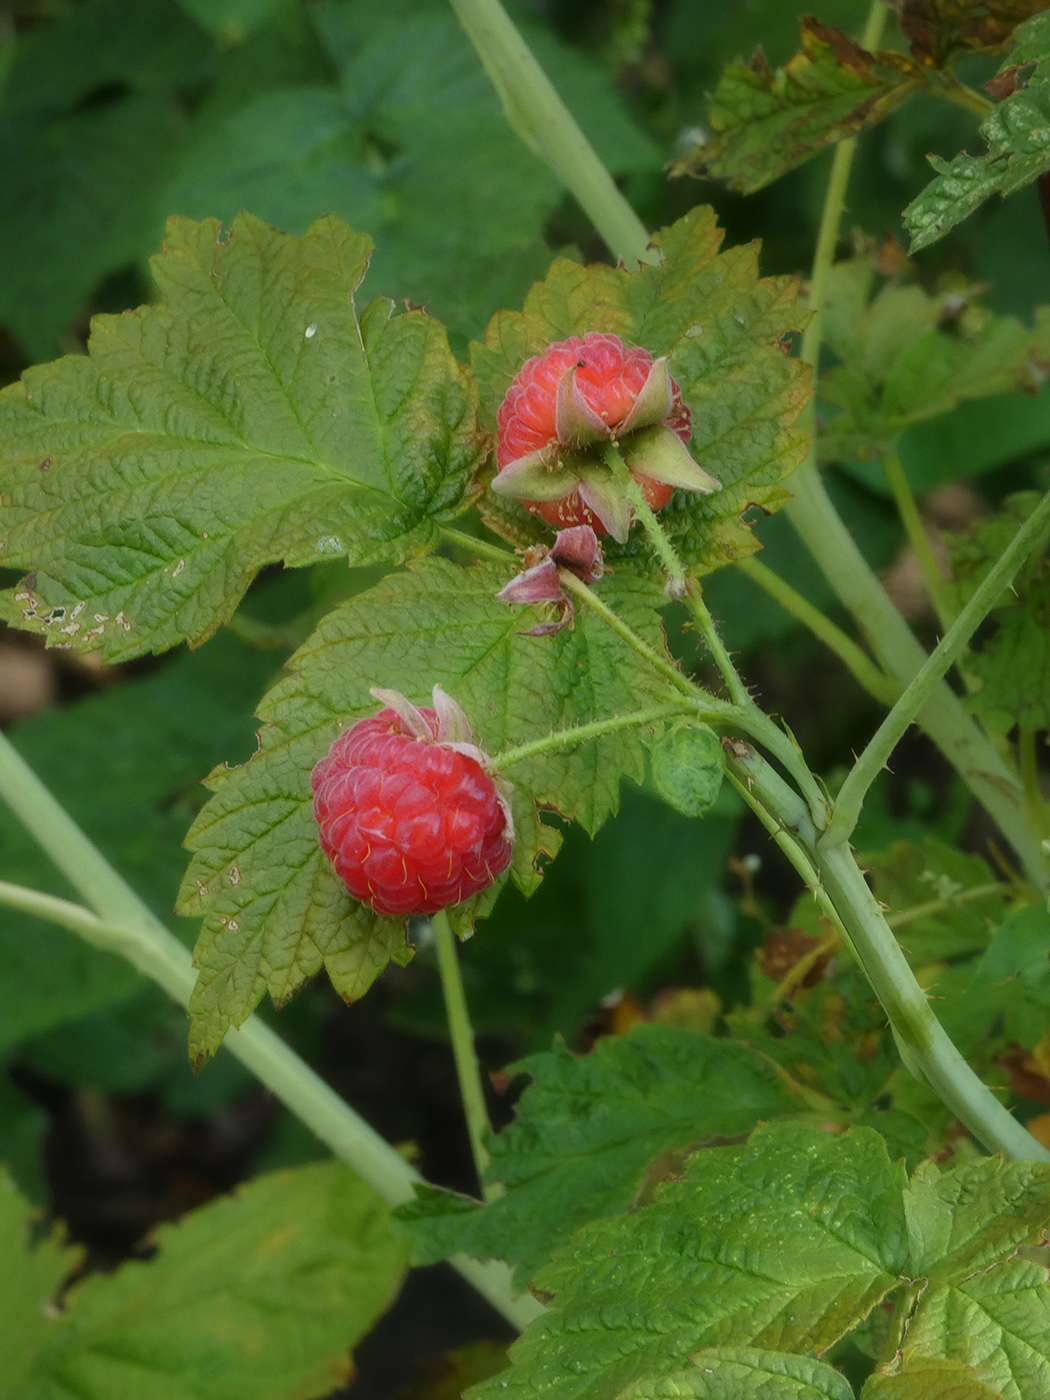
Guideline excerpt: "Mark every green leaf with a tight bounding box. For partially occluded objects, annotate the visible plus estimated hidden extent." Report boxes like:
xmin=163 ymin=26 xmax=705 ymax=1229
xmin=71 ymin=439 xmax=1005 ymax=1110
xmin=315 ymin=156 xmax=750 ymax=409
xmin=970 ymin=905 xmax=1050 ymax=1047
xmin=176 ymin=0 xmax=286 ymax=42
xmin=818 ymin=256 xmax=1050 ymax=465
xmin=861 ymin=837 xmax=1006 ymax=962
xmin=471 ymin=1125 xmax=907 ymax=1400
xmin=677 ymin=18 xmax=919 ymax=193
xmin=944 ymin=491 xmax=1050 ymax=733
xmin=0 ymin=0 xmax=214 ymax=359
xmin=22 ymin=1161 xmax=408 ymax=1399
xmin=620 ymin=1350 xmax=855 ymax=1400
xmin=159 ymin=7 xmax=659 ymax=350
xmin=905 ymin=1155 xmax=1050 ymax=1279
xmin=0 ymin=1169 xmax=77 ymax=1396
xmin=396 ymin=1024 xmax=798 ymax=1286
xmin=473 ymin=207 xmax=810 ymax=577
xmin=862 ymin=1358 xmax=1004 ymax=1400
xmin=0 ymin=95 xmax=180 ymax=362
xmin=0 ymin=213 xmax=480 ymax=662
xmin=904 ymin=11 xmax=1050 ymax=251
xmin=0 ymin=629 xmax=282 ymax=1051
xmin=648 ymin=721 xmax=725 ymax=817
xmin=730 ymin=961 xmax=925 ymax=1159
xmin=180 ymin=558 xmax=680 ymax=1062
xmin=899 ymin=1156 xmax=1050 ymax=1399
xmin=0 ymin=1074 xmax=47 ymax=1202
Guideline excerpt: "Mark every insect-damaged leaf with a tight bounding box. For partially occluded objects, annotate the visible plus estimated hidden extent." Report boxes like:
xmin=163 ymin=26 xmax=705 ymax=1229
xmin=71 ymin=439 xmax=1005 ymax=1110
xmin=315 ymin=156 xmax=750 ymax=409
xmin=0 ymin=213 xmax=480 ymax=662
xmin=395 ymin=1025 xmax=798 ymax=1286
xmin=472 ymin=206 xmax=810 ymax=578
xmin=888 ymin=0 xmax=1049 ymax=68
xmin=904 ymin=12 xmax=1050 ymax=251
xmin=675 ymin=19 xmax=919 ymax=194
xmin=180 ymin=558 xmax=680 ymax=1064
xmin=471 ymin=1125 xmax=908 ymax=1400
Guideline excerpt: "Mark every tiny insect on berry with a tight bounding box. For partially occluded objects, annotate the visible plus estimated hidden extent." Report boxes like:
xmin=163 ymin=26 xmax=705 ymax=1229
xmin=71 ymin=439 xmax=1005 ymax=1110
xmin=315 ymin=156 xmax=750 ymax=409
xmin=492 ymin=331 xmax=720 ymax=542
xmin=312 ymin=686 xmax=514 ymax=918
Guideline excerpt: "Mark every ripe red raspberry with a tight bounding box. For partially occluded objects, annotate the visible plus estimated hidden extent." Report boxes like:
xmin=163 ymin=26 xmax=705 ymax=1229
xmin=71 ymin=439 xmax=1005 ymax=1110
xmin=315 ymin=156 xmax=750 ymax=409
xmin=492 ymin=331 xmax=718 ymax=542
xmin=312 ymin=686 xmax=513 ymax=918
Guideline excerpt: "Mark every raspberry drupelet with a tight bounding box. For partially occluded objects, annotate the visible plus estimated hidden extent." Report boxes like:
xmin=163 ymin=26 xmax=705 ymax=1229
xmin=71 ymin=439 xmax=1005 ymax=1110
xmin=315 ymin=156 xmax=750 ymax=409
xmin=312 ymin=686 xmax=514 ymax=918
xmin=492 ymin=331 xmax=719 ymax=542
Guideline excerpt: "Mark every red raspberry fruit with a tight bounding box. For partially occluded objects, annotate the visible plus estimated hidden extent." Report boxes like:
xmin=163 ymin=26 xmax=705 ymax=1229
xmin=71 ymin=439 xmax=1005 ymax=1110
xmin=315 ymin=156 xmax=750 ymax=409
xmin=312 ymin=686 xmax=513 ymax=918
xmin=492 ymin=331 xmax=718 ymax=542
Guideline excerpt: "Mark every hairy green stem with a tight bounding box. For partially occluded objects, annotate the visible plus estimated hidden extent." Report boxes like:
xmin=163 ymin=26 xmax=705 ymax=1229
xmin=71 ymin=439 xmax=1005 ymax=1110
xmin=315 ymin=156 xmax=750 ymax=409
xmin=0 ymin=732 xmax=544 ymax=1330
xmin=431 ymin=909 xmax=500 ymax=1202
xmin=881 ymin=449 xmax=954 ymax=629
xmin=439 ymin=524 xmax=517 ymax=565
xmin=563 ymin=568 xmax=827 ymax=820
xmin=445 ymin=0 xmax=655 ymax=266
xmin=825 ymin=488 xmax=1050 ymax=848
xmin=734 ymin=555 xmax=900 ymax=705
xmin=683 ymin=586 xmax=751 ymax=708
xmin=491 ymin=701 xmax=696 ymax=771
xmin=601 ymin=443 xmax=688 ymax=591
xmin=558 ymin=572 xmax=707 ymax=700
xmin=726 ymin=742 xmax=1050 ymax=1161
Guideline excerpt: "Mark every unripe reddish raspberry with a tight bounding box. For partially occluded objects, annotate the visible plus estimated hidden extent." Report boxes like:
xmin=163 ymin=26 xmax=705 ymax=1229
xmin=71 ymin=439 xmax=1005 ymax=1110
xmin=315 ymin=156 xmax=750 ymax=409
xmin=312 ymin=687 xmax=514 ymax=918
xmin=492 ymin=332 xmax=719 ymax=543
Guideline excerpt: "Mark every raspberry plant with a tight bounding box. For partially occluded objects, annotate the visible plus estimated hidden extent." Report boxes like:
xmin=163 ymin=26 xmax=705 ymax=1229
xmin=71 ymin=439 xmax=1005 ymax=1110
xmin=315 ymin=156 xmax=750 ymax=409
xmin=2 ymin=1 xmax=1050 ymax=1398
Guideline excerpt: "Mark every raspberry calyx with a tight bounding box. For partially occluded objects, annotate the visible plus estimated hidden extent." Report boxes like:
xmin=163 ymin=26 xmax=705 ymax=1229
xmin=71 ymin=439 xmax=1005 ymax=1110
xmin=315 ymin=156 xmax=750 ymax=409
xmin=312 ymin=686 xmax=514 ymax=918
xmin=493 ymin=332 xmax=720 ymax=542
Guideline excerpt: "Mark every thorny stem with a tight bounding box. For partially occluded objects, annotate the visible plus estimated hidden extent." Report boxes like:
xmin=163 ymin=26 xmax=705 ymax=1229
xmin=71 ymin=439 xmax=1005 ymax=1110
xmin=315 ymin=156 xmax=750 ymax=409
xmin=452 ymin=0 xmax=1048 ymax=884
xmin=824 ymin=488 xmax=1050 ymax=849
xmin=444 ymin=0 xmax=656 ymax=267
xmin=726 ymin=742 xmax=1050 ymax=1162
xmin=491 ymin=702 xmax=698 ymax=772
xmin=786 ymin=0 xmax=1049 ymax=891
xmin=734 ymin=555 xmax=900 ymax=706
xmin=880 ymin=449 xmax=954 ymax=631
xmin=431 ymin=909 xmax=500 ymax=1202
xmin=0 ymin=730 xmax=544 ymax=1331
